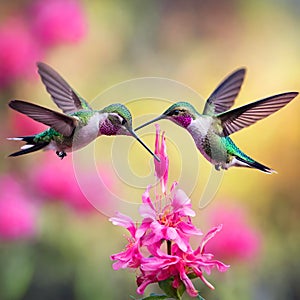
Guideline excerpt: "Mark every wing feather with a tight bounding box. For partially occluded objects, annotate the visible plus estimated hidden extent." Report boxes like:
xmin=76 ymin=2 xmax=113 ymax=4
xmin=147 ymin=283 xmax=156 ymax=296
xmin=203 ymin=68 xmax=246 ymax=115
xmin=218 ymin=92 xmax=298 ymax=136
xmin=37 ymin=62 xmax=91 ymax=113
xmin=9 ymin=100 xmax=78 ymax=137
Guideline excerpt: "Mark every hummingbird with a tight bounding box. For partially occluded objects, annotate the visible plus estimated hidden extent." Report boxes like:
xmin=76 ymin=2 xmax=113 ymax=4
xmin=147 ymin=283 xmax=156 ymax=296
xmin=135 ymin=68 xmax=298 ymax=173
xmin=8 ymin=62 xmax=159 ymax=161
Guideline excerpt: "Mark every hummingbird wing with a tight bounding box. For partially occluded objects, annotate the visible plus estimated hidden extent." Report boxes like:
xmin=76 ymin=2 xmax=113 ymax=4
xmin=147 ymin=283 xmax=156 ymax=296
xmin=9 ymin=100 xmax=79 ymax=137
xmin=37 ymin=62 xmax=92 ymax=114
xmin=217 ymin=92 xmax=298 ymax=136
xmin=203 ymin=68 xmax=246 ymax=116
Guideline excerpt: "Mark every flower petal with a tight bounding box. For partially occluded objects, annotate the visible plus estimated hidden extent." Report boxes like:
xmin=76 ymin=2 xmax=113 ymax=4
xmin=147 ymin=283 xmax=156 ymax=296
xmin=109 ymin=212 xmax=136 ymax=236
xmin=200 ymin=224 xmax=223 ymax=254
xmin=172 ymin=189 xmax=195 ymax=217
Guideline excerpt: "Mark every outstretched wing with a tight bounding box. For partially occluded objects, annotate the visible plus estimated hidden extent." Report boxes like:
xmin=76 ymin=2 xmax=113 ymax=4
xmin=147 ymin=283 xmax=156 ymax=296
xmin=218 ymin=92 xmax=298 ymax=136
xmin=9 ymin=100 xmax=79 ymax=137
xmin=203 ymin=68 xmax=246 ymax=116
xmin=37 ymin=62 xmax=92 ymax=114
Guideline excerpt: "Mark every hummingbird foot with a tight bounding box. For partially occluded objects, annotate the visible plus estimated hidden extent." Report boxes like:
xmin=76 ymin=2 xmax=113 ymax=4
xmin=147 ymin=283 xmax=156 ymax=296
xmin=214 ymin=164 xmax=228 ymax=171
xmin=215 ymin=164 xmax=221 ymax=171
xmin=56 ymin=151 xmax=67 ymax=160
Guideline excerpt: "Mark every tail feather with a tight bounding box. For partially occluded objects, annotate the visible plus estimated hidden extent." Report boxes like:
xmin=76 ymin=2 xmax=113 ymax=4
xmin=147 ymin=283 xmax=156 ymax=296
xmin=7 ymin=135 xmax=49 ymax=157
xmin=235 ymin=156 xmax=276 ymax=174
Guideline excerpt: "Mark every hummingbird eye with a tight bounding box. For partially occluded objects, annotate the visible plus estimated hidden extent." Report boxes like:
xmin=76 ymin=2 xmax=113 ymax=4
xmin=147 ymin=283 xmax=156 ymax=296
xmin=121 ymin=118 xmax=126 ymax=125
xmin=172 ymin=109 xmax=180 ymax=116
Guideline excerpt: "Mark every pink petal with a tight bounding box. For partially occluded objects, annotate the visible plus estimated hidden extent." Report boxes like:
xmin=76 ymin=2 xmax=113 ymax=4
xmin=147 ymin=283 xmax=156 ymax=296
xmin=141 ymin=186 xmax=156 ymax=210
xmin=109 ymin=212 xmax=136 ymax=236
xmin=139 ymin=203 xmax=156 ymax=219
xmin=136 ymin=221 xmax=149 ymax=239
xmin=170 ymin=181 xmax=178 ymax=193
xmin=154 ymin=125 xmax=169 ymax=193
xmin=209 ymin=260 xmax=230 ymax=272
xmin=200 ymin=224 xmax=223 ymax=254
xmin=177 ymin=222 xmax=203 ymax=236
xmin=112 ymin=260 xmax=129 ymax=270
xmin=150 ymin=221 xmax=165 ymax=240
xmin=179 ymin=264 xmax=199 ymax=297
xmin=199 ymin=273 xmax=215 ymax=290
xmin=172 ymin=189 xmax=195 ymax=217
xmin=136 ymin=277 xmax=155 ymax=295
xmin=166 ymin=227 xmax=177 ymax=240
xmin=174 ymin=234 xmax=188 ymax=252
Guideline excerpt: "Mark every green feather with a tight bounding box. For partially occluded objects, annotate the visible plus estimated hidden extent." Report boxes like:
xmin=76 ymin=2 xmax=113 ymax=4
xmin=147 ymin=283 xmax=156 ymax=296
xmin=222 ymin=137 xmax=255 ymax=163
xmin=102 ymin=103 xmax=132 ymax=124
xmin=34 ymin=128 xmax=63 ymax=143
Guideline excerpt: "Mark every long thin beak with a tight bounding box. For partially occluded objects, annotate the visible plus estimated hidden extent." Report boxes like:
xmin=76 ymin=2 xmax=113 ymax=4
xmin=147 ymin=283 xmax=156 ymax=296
xmin=134 ymin=115 xmax=166 ymax=131
xmin=127 ymin=128 xmax=160 ymax=162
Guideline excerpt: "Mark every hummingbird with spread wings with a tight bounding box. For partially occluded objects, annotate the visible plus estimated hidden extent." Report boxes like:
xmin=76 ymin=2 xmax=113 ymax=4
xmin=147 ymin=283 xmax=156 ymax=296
xmin=8 ymin=62 xmax=159 ymax=161
xmin=135 ymin=69 xmax=298 ymax=173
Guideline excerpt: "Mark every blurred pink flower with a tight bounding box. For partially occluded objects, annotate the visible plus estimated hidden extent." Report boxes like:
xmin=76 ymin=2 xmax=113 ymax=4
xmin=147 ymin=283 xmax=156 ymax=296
xmin=30 ymin=154 xmax=116 ymax=213
xmin=29 ymin=0 xmax=87 ymax=47
xmin=205 ymin=203 xmax=261 ymax=261
xmin=0 ymin=175 xmax=37 ymax=240
xmin=9 ymin=111 xmax=47 ymax=136
xmin=0 ymin=17 xmax=42 ymax=88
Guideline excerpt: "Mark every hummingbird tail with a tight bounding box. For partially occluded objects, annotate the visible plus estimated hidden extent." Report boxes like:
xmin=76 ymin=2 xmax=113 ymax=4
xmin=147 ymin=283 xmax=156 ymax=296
xmin=234 ymin=156 xmax=277 ymax=174
xmin=7 ymin=135 xmax=49 ymax=157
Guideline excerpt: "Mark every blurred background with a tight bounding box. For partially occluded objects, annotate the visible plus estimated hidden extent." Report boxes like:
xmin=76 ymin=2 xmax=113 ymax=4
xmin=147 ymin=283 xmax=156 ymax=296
xmin=0 ymin=0 xmax=300 ymax=299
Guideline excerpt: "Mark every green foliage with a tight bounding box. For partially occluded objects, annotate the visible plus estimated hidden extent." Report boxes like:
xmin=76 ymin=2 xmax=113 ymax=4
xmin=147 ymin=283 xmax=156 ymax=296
xmin=158 ymin=278 xmax=185 ymax=300
xmin=0 ymin=243 xmax=34 ymax=300
xmin=130 ymin=294 xmax=169 ymax=300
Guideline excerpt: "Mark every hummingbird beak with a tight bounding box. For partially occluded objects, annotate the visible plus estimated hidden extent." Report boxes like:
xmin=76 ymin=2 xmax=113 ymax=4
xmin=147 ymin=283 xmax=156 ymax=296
xmin=127 ymin=128 xmax=160 ymax=162
xmin=134 ymin=115 xmax=166 ymax=131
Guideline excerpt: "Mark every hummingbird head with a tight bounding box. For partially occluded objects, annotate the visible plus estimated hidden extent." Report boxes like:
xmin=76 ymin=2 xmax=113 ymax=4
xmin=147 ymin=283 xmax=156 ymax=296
xmin=100 ymin=103 xmax=160 ymax=162
xmin=101 ymin=103 xmax=133 ymax=136
xmin=135 ymin=101 xmax=198 ymax=131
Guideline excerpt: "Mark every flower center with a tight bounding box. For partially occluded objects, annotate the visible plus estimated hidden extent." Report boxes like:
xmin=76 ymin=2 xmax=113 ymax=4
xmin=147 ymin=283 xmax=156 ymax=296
xmin=158 ymin=207 xmax=181 ymax=228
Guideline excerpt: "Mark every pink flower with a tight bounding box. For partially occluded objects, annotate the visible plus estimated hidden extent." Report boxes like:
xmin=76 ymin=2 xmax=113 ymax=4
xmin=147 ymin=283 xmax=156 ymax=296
xmin=9 ymin=111 xmax=47 ymax=136
xmin=29 ymin=0 xmax=87 ymax=47
xmin=110 ymin=125 xmax=228 ymax=298
xmin=205 ymin=203 xmax=261 ymax=261
xmin=138 ymin=226 xmax=229 ymax=296
xmin=0 ymin=175 xmax=37 ymax=240
xmin=139 ymin=186 xmax=202 ymax=253
xmin=110 ymin=213 xmax=145 ymax=270
xmin=154 ymin=124 xmax=169 ymax=193
xmin=0 ymin=17 xmax=42 ymax=88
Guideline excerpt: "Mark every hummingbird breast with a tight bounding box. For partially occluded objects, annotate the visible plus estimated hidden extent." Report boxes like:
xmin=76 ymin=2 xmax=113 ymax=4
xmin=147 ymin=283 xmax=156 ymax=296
xmin=187 ymin=117 xmax=229 ymax=164
xmin=71 ymin=113 xmax=106 ymax=151
xmin=53 ymin=112 xmax=106 ymax=152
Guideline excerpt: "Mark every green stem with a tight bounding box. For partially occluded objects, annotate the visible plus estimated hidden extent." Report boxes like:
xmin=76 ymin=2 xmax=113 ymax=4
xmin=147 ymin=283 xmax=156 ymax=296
xmin=167 ymin=240 xmax=172 ymax=255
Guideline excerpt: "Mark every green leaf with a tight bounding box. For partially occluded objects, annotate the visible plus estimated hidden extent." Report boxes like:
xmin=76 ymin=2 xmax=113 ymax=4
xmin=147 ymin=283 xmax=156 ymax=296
xmin=130 ymin=294 xmax=169 ymax=300
xmin=177 ymin=281 xmax=185 ymax=297
xmin=158 ymin=278 xmax=185 ymax=299
xmin=142 ymin=295 xmax=169 ymax=300
xmin=187 ymin=272 xmax=198 ymax=280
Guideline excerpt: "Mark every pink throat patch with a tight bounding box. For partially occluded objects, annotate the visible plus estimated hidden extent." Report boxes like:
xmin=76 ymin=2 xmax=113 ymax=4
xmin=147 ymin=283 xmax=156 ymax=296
xmin=174 ymin=115 xmax=192 ymax=128
xmin=99 ymin=119 xmax=119 ymax=135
